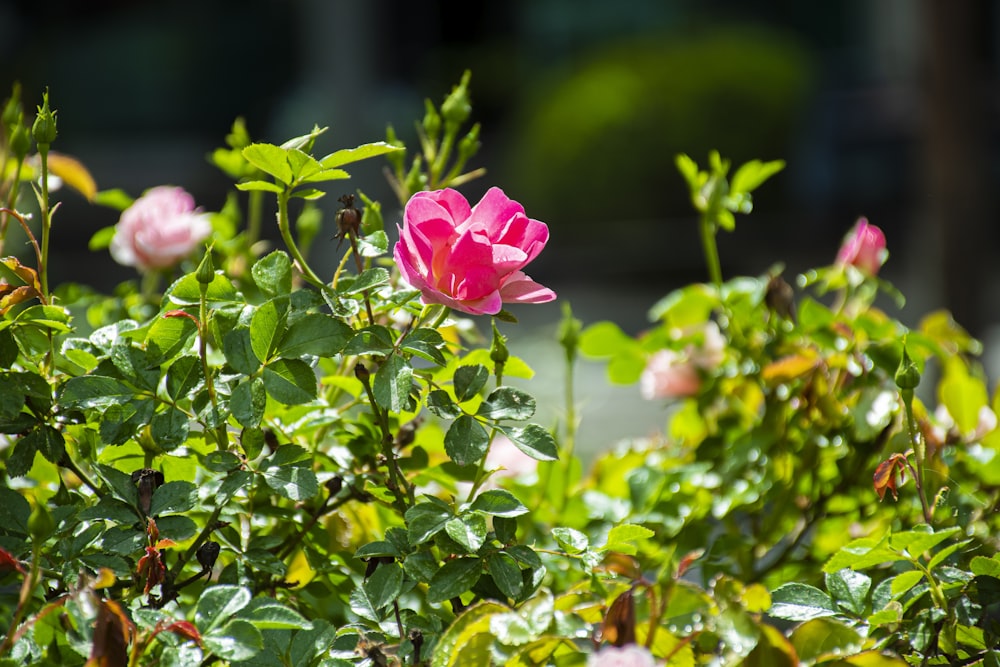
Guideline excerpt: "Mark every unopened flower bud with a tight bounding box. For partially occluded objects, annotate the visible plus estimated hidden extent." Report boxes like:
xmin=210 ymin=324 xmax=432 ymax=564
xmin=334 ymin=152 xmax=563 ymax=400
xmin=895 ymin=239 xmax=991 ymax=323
xmin=490 ymin=319 xmax=509 ymax=371
xmin=32 ymin=90 xmax=57 ymax=147
xmin=10 ymin=122 xmax=31 ymax=161
xmin=422 ymin=99 xmax=441 ymax=141
xmin=441 ymin=71 xmax=472 ymax=126
xmin=895 ymin=343 xmax=920 ymax=390
xmin=457 ymin=123 xmax=481 ymax=163
xmin=2 ymin=83 xmax=22 ymax=131
xmin=28 ymin=503 xmax=55 ymax=541
xmin=195 ymin=246 xmax=215 ymax=284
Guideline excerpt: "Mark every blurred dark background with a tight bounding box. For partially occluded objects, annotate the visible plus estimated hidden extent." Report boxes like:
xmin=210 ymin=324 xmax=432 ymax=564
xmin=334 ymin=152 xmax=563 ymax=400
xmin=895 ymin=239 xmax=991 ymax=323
xmin=2 ymin=0 xmax=999 ymax=336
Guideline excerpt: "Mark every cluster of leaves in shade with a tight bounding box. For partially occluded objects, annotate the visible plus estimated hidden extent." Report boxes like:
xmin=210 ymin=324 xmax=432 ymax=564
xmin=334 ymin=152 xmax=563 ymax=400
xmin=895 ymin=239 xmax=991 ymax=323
xmin=2 ymin=77 xmax=1000 ymax=667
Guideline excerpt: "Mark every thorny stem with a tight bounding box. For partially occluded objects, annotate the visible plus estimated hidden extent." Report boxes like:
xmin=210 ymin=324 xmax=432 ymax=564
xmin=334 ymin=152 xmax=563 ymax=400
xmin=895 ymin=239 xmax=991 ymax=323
xmin=901 ymin=388 xmax=934 ymax=524
xmin=37 ymin=148 xmax=51 ymax=298
xmin=0 ymin=536 xmax=42 ymax=656
xmin=197 ymin=290 xmax=229 ymax=451
xmin=356 ymin=363 xmax=412 ymax=511
xmin=346 ymin=226 xmax=376 ymax=326
xmin=60 ymin=453 xmax=104 ymax=498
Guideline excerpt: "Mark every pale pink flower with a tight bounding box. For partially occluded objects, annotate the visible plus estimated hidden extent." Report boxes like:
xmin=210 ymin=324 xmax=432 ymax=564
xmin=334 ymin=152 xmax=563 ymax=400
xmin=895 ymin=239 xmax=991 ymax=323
xmin=587 ymin=644 xmax=659 ymax=667
xmin=640 ymin=349 xmax=701 ymax=400
xmin=486 ymin=434 xmax=538 ymax=481
xmin=111 ymin=186 xmax=212 ymax=271
xmin=836 ymin=217 xmax=887 ymax=275
xmin=640 ymin=322 xmax=726 ymax=401
xmin=393 ymin=187 xmax=556 ymax=315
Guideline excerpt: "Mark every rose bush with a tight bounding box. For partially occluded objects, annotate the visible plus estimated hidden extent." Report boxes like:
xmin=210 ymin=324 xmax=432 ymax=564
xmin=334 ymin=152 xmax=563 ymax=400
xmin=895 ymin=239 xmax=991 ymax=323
xmin=109 ymin=186 xmax=212 ymax=271
xmin=393 ymin=186 xmax=556 ymax=315
xmin=1 ymin=77 xmax=999 ymax=667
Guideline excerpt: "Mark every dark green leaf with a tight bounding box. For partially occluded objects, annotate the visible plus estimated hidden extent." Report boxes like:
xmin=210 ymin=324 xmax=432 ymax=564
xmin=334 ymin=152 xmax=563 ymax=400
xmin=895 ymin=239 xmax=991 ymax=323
xmin=373 ymin=355 xmax=412 ymax=413
xmin=342 ymin=325 xmax=395 ymax=356
xmin=203 ymin=619 xmax=263 ymax=661
xmin=250 ymin=299 xmax=288 ymax=363
xmin=230 ymin=377 xmax=266 ymax=429
xmin=222 ymin=327 xmax=261 ymax=376
xmin=262 ymin=358 xmax=317 ymax=405
xmin=494 ymin=516 xmax=517 ymax=544
xmin=400 ymin=328 xmax=447 ymax=366
xmin=825 ymin=569 xmax=871 ymax=617
xmin=261 ymin=466 xmax=319 ymax=501
xmin=454 ymin=365 xmax=489 ymax=402
xmin=469 ymin=489 xmax=528 ymax=518
xmin=477 ymin=387 xmax=535 ymax=421
xmin=196 ymin=584 xmax=254 ymax=632
xmin=340 ymin=268 xmax=390 ymax=295
xmin=406 ymin=502 xmax=453 ymax=545
xmin=251 ymin=251 xmax=293 ymax=297
xmin=150 ymin=407 xmax=189 ymax=451
xmin=146 ymin=313 xmax=197 ymax=364
xmin=216 ymin=470 xmax=253 ymax=505
xmin=165 ymin=356 xmax=203 ymax=400
xmin=445 ymin=513 xmax=488 ymax=553
xmin=363 ymin=561 xmax=404 ymax=611
xmin=235 ymin=598 xmax=312 ymax=630
xmin=95 ymin=464 xmax=139 ymax=506
xmin=427 ymin=557 xmax=481 ymax=603
xmin=445 ymin=415 xmax=489 ymax=466
xmin=204 ymin=451 xmax=241 ymax=473
xmin=551 ymin=527 xmax=589 ymax=554
xmin=25 ymin=425 xmax=65 ymax=465
xmin=357 ymin=230 xmax=389 ymax=258
xmin=769 ymin=583 xmax=839 ymax=621
xmin=165 ymin=271 xmax=238 ymax=306
xmin=427 ymin=389 xmax=462 ymax=419
xmin=149 ymin=481 xmax=197 ymax=516
xmin=0 ymin=487 xmax=30 ymax=534
xmin=500 ymin=424 xmax=558 ymax=462
xmin=488 ymin=551 xmax=523 ymax=599
xmin=58 ymin=375 xmax=135 ymax=410
xmin=277 ymin=313 xmax=353 ymax=358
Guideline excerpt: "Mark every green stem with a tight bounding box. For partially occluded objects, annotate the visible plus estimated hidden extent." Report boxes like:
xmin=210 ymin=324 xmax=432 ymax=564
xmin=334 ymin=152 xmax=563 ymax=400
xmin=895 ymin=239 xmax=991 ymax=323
xmin=356 ymin=364 xmax=411 ymax=511
xmin=0 ymin=155 xmax=25 ymax=255
xmin=246 ymin=190 xmax=263 ymax=247
xmin=275 ymin=191 xmax=337 ymax=300
xmin=37 ymin=148 xmax=51 ymax=298
xmin=699 ymin=213 xmax=723 ymax=287
xmin=198 ymin=290 xmax=229 ymax=451
xmin=901 ymin=389 xmax=933 ymax=524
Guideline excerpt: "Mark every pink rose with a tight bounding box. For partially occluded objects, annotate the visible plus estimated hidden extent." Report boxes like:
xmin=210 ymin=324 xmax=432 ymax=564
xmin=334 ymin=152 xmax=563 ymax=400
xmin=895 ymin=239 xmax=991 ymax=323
xmin=393 ymin=187 xmax=556 ymax=315
xmin=110 ymin=186 xmax=212 ymax=271
xmin=836 ymin=217 xmax=886 ymax=275
xmin=587 ymin=644 xmax=659 ymax=667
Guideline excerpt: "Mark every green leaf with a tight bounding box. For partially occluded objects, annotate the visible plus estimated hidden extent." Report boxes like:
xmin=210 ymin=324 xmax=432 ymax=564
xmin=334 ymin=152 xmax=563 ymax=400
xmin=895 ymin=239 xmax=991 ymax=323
xmin=477 ymin=387 xmax=535 ymax=421
xmin=262 ymin=358 xmax=317 ymax=405
xmin=445 ymin=415 xmax=489 ymax=466
xmin=242 ymin=143 xmax=293 ymax=184
xmin=400 ymin=328 xmax=447 ymax=366
xmin=230 ymin=377 xmax=266 ymax=428
xmin=222 ymin=327 xmax=261 ymax=376
xmin=406 ymin=501 xmax=453 ymax=545
xmin=789 ymin=618 xmax=862 ymax=665
xmin=343 ymin=325 xmax=395 ymax=355
xmin=487 ymin=552 xmax=523 ymax=600
xmin=357 ymin=230 xmax=389 ymax=258
xmin=427 ymin=389 xmax=462 ymax=419
xmin=768 ymin=583 xmax=839 ymax=621
xmin=825 ymin=569 xmax=871 ymax=616
xmin=730 ymin=159 xmax=785 ymax=195
xmin=250 ymin=299 xmax=288 ymax=363
xmin=500 ymin=424 xmax=558 ymax=462
xmin=970 ymin=555 xmax=1000 ymax=578
xmin=889 ymin=570 xmax=925 ymax=598
xmin=0 ymin=487 xmax=30 ymax=535
xmin=454 ymin=365 xmax=489 ymax=402
xmin=166 ymin=271 xmax=237 ymax=306
xmin=146 ymin=313 xmax=197 ymax=364
xmin=647 ymin=284 xmax=718 ymax=326
xmin=469 ymin=489 xmax=528 ymax=518
xmin=889 ymin=526 xmax=961 ymax=558
xmin=165 ymin=356 xmax=203 ymax=400
xmin=427 ymin=557 xmax=482 ymax=603
xmin=150 ymin=407 xmax=189 ymax=451
xmin=277 ymin=313 xmax=353 ymax=358
xmin=823 ymin=536 xmax=906 ymax=573
xmin=363 ymin=561 xmax=404 ymax=611
xmin=195 ymin=584 xmax=253 ymax=633
xmin=373 ymin=354 xmax=412 ymax=412
xmin=203 ymin=618 xmax=263 ymax=661
xmin=94 ymin=464 xmax=139 ymax=506
xmin=59 ymin=375 xmax=135 ymax=410
xmin=235 ymin=598 xmax=311 ymax=630
xmin=25 ymin=425 xmax=65 ymax=465
xmin=431 ymin=601 xmax=509 ymax=667
xmin=261 ymin=465 xmax=319 ymax=501
xmin=252 ymin=251 xmax=293 ymax=297
xmin=604 ymin=523 xmax=654 ymax=555
xmin=851 ymin=388 xmax=898 ymax=442
xmin=341 ymin=267 xmax=390 ymax=295
xmin=939 ymin=358 xmax=989 ymax=434
xmin=445 ymin=513 xmax=488 ymax=553
xmin=551 ymin=527 xmax=588 ymax=554
xmin=320 ymin=141 xmax=404 ymax=169
xmin=234 ymin=179 xmax=283 ymax=194
xmin=149 ymin=481 xmax=197 ymax=516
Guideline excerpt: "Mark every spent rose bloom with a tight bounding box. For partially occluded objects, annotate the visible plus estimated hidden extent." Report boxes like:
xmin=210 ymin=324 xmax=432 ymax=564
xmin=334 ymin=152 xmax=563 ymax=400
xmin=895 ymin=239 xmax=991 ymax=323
xmin=110 ymin=186 xmax=212 ymax=271
xmin=587 ymin=644 xmax=659 ymax=667
xmin=836 ymin=217 xmax=886 ymax=275
xmin=640 ymin=322 xmax=725 ymax=401
xmin=393 ymin=187 xmax=556 ymax=315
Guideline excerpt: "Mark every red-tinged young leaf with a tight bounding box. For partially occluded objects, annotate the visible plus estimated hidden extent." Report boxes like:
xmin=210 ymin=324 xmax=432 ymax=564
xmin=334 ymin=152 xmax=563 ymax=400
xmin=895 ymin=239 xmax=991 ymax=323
xmin=676 ymin=549 xmax=704 ymax=579
xmin=601 ymin=588 xmax=636 ymax=647
xmin=0 ymin=546 xmax=25 ymax=573
xmin=163 ymin=309 xmax=200 ymax=326
xmin=165 ymin=620 xmax=203 ymax=646
xmin=87 ymin=598 xmax=133 ymax=667
xmin=873 ymin=453 xmax=908 ymax=501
